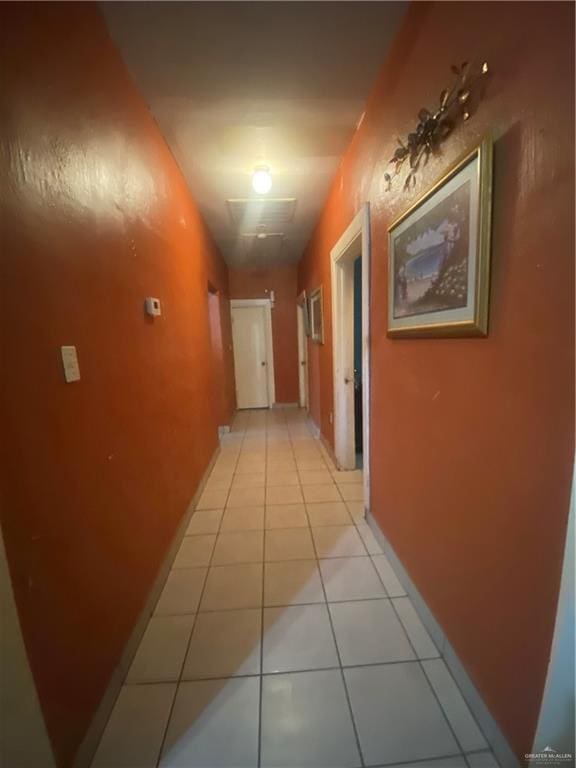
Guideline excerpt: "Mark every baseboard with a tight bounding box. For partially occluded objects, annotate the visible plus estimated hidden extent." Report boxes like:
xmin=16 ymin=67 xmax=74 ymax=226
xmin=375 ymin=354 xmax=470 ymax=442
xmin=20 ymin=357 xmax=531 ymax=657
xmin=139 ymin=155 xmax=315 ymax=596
xmin=306 ymin=416 xmax=321 ymax=439
xmin=73 ymin=446 xmax=222 ymax=768
xmin=318 ymin=431 xmax=339 ymax=470
xmin=365 ymin=511 xmax=520 ymax=768
xmin=304 ymin=415 xmax=339 ymax=468
xmin=307 ymin=417 xmax=351 ymax=474
xmin=272 ymin=402 xmax=299 ymax=409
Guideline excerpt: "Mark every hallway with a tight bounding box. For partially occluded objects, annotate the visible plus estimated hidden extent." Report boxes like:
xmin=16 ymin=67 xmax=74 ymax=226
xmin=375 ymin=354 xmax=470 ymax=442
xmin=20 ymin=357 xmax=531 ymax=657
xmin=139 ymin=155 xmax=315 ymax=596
xmin=92 ymin=409 xmax=495 ymax=768
xmin=1 ymin=3 xmax=574 ymax=768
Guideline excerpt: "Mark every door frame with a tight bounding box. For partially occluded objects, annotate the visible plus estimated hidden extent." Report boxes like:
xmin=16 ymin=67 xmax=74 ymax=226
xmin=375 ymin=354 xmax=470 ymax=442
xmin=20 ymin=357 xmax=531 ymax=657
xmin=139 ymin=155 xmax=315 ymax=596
xmin=230 ymin=298 xmax=275 ymax=408
xmin=330 ymin=202 xmax=371 ymax=510
xmin=296 ymin=292 xmax=309 ymax=410
xmin=207 ymin=283 xmax=227 ymax=426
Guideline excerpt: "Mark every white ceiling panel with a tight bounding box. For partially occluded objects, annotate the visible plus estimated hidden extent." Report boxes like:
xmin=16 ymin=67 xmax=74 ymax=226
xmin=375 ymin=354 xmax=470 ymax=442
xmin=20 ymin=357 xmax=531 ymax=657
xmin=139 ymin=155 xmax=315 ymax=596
xmin=102 ymin=2 xmax=407 ymax=266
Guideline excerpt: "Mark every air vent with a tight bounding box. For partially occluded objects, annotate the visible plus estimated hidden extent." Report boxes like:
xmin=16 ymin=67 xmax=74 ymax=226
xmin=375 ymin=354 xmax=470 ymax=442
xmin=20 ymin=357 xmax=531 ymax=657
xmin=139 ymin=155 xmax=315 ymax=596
xmin=226 ymin=198 xmax=297 ymax=228
xmin=240 ymin=232 xmax=284 ymax=253
xmin=236 ymin=232 xmax=285 ymax=266
xmin=240 ymin=232 xmax=285 ymax=241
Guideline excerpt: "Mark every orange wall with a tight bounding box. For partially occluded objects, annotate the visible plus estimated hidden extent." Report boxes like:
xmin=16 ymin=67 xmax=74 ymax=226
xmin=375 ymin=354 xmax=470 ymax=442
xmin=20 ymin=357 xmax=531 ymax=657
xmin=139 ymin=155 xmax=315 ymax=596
xmin=0 ymin=4 xmax=234 ymax=766
xmin=298 ymin=1 xmax=574 ymax=760
xmin=230 ymin=265 xmax=300 ymax=404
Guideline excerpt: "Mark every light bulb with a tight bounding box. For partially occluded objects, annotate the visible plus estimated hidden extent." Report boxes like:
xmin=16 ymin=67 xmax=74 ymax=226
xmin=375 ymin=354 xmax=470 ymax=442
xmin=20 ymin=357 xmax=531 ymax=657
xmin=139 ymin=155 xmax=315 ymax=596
xmin=252 ymin=166 xmax=272 ymax=195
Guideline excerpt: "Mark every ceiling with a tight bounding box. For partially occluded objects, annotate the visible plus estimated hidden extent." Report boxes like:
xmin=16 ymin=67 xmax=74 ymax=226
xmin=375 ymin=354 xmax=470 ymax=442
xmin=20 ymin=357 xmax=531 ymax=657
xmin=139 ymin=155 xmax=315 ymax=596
xmin=103 ymin=2 xmax=407 ymax=268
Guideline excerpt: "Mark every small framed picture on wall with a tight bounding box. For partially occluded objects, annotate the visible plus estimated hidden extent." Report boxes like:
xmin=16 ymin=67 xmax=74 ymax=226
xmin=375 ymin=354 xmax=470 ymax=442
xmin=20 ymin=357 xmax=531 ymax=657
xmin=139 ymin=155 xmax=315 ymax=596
xmin=387 ymin=136 xmax=493 ymax=338
xmin=309 ymin=286 xmax=324 ymax=344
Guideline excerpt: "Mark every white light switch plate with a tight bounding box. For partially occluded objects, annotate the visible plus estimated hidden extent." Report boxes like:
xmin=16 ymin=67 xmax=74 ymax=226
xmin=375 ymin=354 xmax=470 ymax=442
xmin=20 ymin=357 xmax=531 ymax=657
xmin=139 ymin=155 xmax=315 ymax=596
xmin=60 ymin=346 xmax=80 ymax=383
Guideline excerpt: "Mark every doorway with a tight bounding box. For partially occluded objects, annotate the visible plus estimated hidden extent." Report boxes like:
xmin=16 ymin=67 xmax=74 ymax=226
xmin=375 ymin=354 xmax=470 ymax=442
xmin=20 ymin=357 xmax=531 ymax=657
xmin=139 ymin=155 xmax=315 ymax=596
xmin=207 ymin=284 xmax=227 ymax=427
xmin=230 ymin=299 xmax=275 ymax=409
xmin=353 ymin=257 xmax=363 ymax=468
xmin=330 ymin=203 xmax=371 ymax=509
xmin=297 ymin=292 xmax=309 ymax=410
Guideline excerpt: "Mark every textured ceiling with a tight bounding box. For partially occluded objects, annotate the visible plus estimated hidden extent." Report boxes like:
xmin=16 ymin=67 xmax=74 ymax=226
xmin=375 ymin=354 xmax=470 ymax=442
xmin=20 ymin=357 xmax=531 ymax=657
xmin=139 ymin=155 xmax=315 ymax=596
xmin=103 ymin=2 xmax=407 ymax=267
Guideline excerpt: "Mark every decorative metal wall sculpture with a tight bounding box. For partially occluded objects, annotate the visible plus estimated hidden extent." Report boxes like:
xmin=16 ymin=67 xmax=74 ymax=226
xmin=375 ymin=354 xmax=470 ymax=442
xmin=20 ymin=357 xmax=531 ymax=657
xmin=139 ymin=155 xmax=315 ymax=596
xmin=385 ymin=61 xmax=490 ymax=191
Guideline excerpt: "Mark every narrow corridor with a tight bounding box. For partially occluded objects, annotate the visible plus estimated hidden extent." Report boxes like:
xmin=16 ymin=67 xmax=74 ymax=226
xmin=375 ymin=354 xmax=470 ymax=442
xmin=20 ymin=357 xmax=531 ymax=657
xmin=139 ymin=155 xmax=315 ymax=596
xmin=92 ymin=409 xmax=496 ymax=768
xmin=2 ymin=4 xmax=574 ymax=767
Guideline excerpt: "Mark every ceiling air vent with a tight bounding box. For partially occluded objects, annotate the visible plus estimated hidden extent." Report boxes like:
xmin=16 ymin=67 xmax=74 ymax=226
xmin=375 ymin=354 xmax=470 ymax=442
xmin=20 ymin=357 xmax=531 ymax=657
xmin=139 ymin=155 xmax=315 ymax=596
xmin=236 ymin=232 xmax=285 ymax=266
xmin=226 ymin=198 xmax=297 ymax=228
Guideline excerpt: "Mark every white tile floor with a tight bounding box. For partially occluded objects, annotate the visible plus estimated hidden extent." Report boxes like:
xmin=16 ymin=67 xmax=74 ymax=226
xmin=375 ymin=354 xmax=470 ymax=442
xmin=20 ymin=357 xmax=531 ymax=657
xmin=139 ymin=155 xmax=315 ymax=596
xmin=92 ymin=409 xmax=498 ymax=768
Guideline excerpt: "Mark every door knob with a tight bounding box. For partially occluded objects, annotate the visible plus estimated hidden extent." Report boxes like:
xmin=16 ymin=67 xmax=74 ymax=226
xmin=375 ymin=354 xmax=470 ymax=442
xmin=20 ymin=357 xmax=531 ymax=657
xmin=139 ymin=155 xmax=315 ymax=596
xmin=344 ymin=377 xmax=351 ymax=384
xmin=261 ymin=361 xmax=266 ymax=366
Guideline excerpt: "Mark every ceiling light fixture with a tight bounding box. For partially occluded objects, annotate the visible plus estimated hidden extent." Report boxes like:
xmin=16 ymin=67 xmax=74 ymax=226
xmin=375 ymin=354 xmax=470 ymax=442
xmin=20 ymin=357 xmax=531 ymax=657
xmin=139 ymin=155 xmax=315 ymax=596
xmin=252 ymin=165 xmax=272 ymax=195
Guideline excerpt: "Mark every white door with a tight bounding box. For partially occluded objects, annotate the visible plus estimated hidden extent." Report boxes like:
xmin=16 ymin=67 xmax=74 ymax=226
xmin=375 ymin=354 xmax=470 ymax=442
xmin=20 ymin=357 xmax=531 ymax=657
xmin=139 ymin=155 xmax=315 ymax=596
xmin=231 ymin=305 xmax=270 ymax=409
xmin=333 ymin=259 xmax=357 ymax=469
xmin=297 ymin=304 xmax=308 ymax=409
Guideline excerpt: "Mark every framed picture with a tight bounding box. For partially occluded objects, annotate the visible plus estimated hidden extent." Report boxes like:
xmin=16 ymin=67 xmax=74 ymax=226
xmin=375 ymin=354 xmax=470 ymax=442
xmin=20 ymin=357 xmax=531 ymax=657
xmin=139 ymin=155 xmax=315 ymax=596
xmin=298 ymin=291 xmax=311 ymax=337
xmin=309 ymin=286 xmax=324 ymax=344
xmin=387 ymin=136 xmax=493 ymax=337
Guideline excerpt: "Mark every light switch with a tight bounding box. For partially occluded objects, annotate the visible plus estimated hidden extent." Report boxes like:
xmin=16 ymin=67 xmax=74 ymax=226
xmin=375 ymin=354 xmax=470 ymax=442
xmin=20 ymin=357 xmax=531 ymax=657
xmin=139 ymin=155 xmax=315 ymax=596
xmin=60 ymin=346 xmax=80 ymax=383
xmin=144 ymin=297 xmax=162 ymax=317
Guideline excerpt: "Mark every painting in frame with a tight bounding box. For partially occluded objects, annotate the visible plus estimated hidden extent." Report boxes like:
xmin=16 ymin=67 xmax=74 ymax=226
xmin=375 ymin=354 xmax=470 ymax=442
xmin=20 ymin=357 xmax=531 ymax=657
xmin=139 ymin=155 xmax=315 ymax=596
xmin=387 ymin=136 xmax=493 ymax=337
xmin=309 ymin=286 xmax=324 ymax=344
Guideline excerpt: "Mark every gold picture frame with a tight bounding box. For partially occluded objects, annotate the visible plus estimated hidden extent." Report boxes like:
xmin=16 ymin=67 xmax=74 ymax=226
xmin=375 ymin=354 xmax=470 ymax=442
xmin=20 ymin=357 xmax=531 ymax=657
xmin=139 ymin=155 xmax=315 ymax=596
xmin=309 ymin=286 xmax=324 ymax=344
xmin=387 ymin=136 xmax=493 ymax=338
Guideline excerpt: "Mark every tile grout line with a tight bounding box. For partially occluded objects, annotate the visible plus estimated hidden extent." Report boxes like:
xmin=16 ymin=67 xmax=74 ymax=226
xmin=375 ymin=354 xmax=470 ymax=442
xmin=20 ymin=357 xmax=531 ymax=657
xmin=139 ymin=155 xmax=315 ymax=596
xmin=179 ymin=593 xmax=409 ymax=615
xmin=256 ymin=408 xmax=270 ymax=768
xmin=172 ymin=551 xmax=382 ymax=567
xmin=179 ymin=519 xmax=378 ymax=541
xmin=298 ymin=418 xmax=367 ymax=768
xmin=416 ymin=656 xmax=478 ymax=761
xmin=125 ymin=656 xmax=461 ymax=688
xmin=385 ymin=594 xmax=468 ymax=762
xmin=463 ymin=749 xmax=498 ymax=768
xmin=365 ymin=753 xmax=465 ymax=768
xmin=153 ymin=417 xmax=247 ymax=768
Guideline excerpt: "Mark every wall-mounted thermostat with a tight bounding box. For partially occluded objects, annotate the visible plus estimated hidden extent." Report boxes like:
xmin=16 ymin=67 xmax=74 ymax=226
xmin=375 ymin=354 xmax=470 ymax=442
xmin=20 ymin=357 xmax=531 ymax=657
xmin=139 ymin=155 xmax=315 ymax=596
xmin=61 ymin=345 xmax=81 ymax=383
xmin=145 ymin=297 xmax=162 ymax=317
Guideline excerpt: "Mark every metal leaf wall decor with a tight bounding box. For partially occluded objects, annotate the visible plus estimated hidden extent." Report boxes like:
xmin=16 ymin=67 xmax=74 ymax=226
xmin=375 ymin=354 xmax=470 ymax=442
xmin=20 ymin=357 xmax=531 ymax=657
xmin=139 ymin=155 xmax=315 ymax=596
xmin=384 ymin=61 xmax=490 ymax=191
